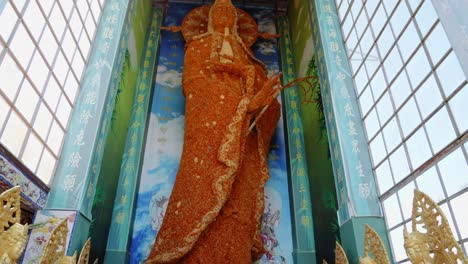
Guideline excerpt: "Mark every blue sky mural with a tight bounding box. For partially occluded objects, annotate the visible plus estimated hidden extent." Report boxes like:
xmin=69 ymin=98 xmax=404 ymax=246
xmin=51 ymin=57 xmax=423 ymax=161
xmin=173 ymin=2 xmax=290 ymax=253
xmin=129 ymin=3 xmax=293 ymax=264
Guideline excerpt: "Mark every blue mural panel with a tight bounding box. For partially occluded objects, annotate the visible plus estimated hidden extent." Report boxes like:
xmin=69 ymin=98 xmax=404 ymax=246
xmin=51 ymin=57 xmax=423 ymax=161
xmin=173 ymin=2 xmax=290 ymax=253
xmin=129 ymin=3 xmax=293 ymax=264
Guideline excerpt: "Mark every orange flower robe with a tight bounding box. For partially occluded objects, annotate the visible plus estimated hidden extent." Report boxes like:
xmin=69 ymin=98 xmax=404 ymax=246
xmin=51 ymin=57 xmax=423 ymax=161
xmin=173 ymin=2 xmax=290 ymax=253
xmin=147 ymin=2 xmax=280 ymax=263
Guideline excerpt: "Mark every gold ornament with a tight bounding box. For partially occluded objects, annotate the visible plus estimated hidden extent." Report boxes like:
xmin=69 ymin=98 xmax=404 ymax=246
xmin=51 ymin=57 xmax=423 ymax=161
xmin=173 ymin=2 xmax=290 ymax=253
xmin=404 ymin=189 xmax=468 ymax=264
xmin=40 ymin=218 xmax=69 ymax=264
xmin=57 ymin=252 xmax=77 ymax=264
xmin=78 ymin=238 xmax=91 ymax=264
xmin=323 ymin=242 xmax=349 ymax=264
xmin=403 ymin=228 xmax=432 ymax=264
xmin=359 ymin=225 xmax=390 ymax=264
xmin=0 ymin=186 xmax=29 ymax=263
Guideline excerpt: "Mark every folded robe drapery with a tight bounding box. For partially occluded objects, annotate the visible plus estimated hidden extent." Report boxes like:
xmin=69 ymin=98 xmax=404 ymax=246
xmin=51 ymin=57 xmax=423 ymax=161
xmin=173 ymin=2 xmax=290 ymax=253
xmin=146 ymin=2 xmax=281 ymax=263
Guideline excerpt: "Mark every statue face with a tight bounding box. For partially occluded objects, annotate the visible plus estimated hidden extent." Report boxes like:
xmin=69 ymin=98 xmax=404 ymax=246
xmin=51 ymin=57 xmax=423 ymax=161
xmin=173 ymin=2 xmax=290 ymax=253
xmin=210 ymin=4 xmax=236 ymax=33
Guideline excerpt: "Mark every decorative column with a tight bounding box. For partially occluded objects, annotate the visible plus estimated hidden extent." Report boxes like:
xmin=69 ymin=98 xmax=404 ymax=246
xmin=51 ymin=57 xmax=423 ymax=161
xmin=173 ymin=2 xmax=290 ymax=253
xmin=278 ymin=17 xmax=317 ymax=264
xmin=104 ymin=9 xmax=163 ymax=263
xmin=306 ymin=0 xmax=393 ymax=263
xmin=431 ymin=0 xmax=468 ymax=77
xmin=23 ymin=0 xmax=138 ymax=260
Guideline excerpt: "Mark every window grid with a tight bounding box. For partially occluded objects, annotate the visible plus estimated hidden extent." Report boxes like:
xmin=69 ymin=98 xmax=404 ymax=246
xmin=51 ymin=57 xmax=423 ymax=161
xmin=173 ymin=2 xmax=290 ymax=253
xmin=336 ymin=0 xmax=468 ymax=263
xmin=0 ymin=0 xmax=105 ymax=184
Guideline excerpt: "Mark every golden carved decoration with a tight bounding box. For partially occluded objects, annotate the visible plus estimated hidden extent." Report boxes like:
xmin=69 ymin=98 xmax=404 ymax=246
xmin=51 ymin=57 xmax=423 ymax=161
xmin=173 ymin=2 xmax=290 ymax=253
xmin=0 ymin=186 xmax=29 ymax=263
xmin=57 ymin=252 xmax=77 ymax=264
xmin=323 ymin=242 xmax=349 ymax=264
xmin=404 ymin=189 xmax=468 ymax=264
xmin=40 ymin=218 xmax=69 ymax=264
xmin=336 ymin=241 xmax=350 ymax=264
xmin=359 ymin=225 xmax=390 ymax=264
xmin=0 ymin=186 xmax=21 ymax=231
xmin=78 ymin=238 xmax=91 ymax=264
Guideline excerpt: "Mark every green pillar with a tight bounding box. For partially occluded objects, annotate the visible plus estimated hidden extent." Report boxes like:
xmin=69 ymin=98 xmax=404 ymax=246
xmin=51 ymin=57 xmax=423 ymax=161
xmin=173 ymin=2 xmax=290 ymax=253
xmin=104 ymin=9 xmax=163 ymax=263
xmin=278 ymin=16 xmax=317 ymax=264
xmin=306 ymin=0 xmax=393 ymax=263
xmin=23 ymin=0 xmax=139 ymax=259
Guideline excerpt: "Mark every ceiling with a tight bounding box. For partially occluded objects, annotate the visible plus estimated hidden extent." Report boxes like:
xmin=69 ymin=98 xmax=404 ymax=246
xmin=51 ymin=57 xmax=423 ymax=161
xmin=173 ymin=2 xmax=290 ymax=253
xmin=152 ymin=0 xmax=289 ymax=14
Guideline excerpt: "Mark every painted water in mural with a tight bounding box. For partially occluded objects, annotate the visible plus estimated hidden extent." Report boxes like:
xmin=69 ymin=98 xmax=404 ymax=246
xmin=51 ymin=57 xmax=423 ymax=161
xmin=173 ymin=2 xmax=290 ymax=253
xmin=129 ymin=3 xmax=293 ymax=263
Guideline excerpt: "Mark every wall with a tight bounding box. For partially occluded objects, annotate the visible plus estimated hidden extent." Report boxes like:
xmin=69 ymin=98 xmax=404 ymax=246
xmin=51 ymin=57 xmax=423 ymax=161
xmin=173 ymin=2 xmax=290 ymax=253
xmin=89 ymin=0 xmax=153 ymax=260
xmin=288 ymin=0 xmax=339 ymax=262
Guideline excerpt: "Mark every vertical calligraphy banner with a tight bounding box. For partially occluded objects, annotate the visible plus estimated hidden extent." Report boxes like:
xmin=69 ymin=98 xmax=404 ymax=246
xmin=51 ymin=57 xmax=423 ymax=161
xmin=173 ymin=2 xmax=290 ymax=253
xmin=307 ymin=0 xmax=381 ymax=224
xmin=45 ymin=0 xmax=138 ymax=218
xmin=278 ymin=16 xmax=317 ymax=264
xmin=104 ymin=9 xmax=163 ymax=263
xmin=128 ymin=3 xmax=294 ymax=264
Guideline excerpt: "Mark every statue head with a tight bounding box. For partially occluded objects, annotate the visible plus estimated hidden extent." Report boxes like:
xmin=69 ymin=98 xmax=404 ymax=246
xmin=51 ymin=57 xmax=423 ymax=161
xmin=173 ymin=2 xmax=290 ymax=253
xmin=208 ymin=0 xmax=237 ymax=34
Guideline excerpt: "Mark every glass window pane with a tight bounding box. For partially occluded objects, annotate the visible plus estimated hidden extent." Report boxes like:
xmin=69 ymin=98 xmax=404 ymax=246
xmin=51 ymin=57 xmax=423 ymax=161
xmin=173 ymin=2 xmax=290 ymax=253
xmin=398 ymin=22 xmax=419 ymax=62
xmin=0 ymin=95 xmax=9 ymax=126
xmin=414 ymin=0 xmax=438 ymax=37
xmin=449 ymin=84 xmax=468 ymax=133
xmin=71 ymin=53 xmax=85 ymax=79
xmin=33 ymin=102 xmax=53 ymax=140
xmin=64 ymin=75 xmax=79 ymax=104
xmin=406 ymin=127 xmax=432 ymax=169
xmin=383 ymin=194 xmax=402 ymax=228
xmin=23 ymin=0 xmax=45 ymax=41
xmin=369 ymin=132 xmax=387 ymax=164
xmin=62 ymin=29 xmax=77 ymax=62
xmin=398 ymin=181 xmax=415 ymax=220
xmin=0 ymin=54 xmax=23 ymax=100
xmin=14 ymin=80 xmax=39 ymax=122
xmin=377 ymin=25 xmax=394 ymax=57
xmin=69 ymin=8 xmax=83 ymax=39
xmin=390 ymin=2 xmax=410 ymax=34
xmin=438 ymin=148 xmax=468 ymax=197
xmin=364 ymin=108 xmax=380 ymax=138
xmin=370 ymin=68 xmax=386 ymax=100
xmin=59 ymin=1 xmax=74 ymax=18
xmin=389 ymin=225 xmax=407 ymax=262
xmin=415 ymin=75 xmax=443 ymax=119
xmin=84 ymin=12 xmax=96 ymax=36
xmin=39 ymin=26 xmax=59 ymax=64
xmin=371 ymin=4 xmax=386 ymax=35
xmin=36 ymin=149 xmax=55 ymax=184
xmin=359 ymin=87 xmax=374 ymax=115
xmin=425 ymin=24 xmax=451 ymax=65
xmin=376 ymin=91 xmax=393 ymax=124
xmin=44 ymin=78 xmax=62 ymax=111
xmin=436 ymin=52 xmax=466 ymax=98
xmin=425 ymin=107 xmax=456 ymax=153
xmin=28 ymin=53 xmax=49 ymax=93
xmin=398 ymin=98 xmax=421 ymax=137
xmin=365 ymin=46 xmax=380 ymax=78
xmin=78 ymin=29 xmax=91 ymax=58
xmin=49 ymin=4 xmax=66 ymax=39
xmin=53 ymin=51 xmax=69 ymax=86
xmin=375 ymin=160 xmax=394 ymax=195
xmin=354 ymin=67 xmax=368 ymax=95
xmin=382 ymin=117 xmax=401 ymax=153
xmin=0 ymin=1 xmax=18 ymax=40
xmin=451 ymin=191 xmax=468 ymax=239
xmin=406 ymin=47 xmax=431 ymax=88
xmin=55 ymin=95 xmax=72 ymax=127
xmin=0 ymin=112 xmax=28 ymax=155
xmin=416 ymin=166 xmax=445 ymax=203
xmin=10 ymin=24 xmax=35 ymax=68
xmin=389 ymin=145 xmax=410 ymax=183
xmin=390 ymin=72 xmax=411 ymax=109
xmin=383 ymin=46 xmax=402 ymax=83
xmin=46 ymin=121 xmax=64 ymax=155
xmin=21 ymin=133 xmax=43 ymax=172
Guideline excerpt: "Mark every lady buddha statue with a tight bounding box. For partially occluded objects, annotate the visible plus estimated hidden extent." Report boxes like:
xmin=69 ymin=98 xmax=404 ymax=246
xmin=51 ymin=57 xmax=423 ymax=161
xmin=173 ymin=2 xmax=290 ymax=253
xmin=146 ymin=0 xmax=282 ymax=263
